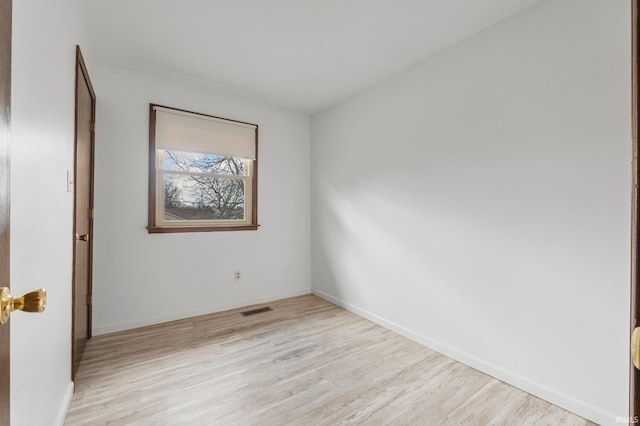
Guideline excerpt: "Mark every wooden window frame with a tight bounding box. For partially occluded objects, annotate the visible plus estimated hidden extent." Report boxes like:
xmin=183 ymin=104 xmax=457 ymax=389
xmin=147 ymin=104 xmax=259 ymax=233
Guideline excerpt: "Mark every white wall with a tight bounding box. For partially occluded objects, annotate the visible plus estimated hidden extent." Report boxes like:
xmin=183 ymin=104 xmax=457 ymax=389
xmin=310 ymin=0 xmax=629 ymax=424
xmin=10 ymin=0 xmax=87 ymax=425
xmin=90 ymin=62 xmax=311 ymax=334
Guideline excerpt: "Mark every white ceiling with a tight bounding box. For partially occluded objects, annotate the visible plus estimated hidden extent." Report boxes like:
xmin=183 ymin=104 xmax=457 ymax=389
xmin=83 ymin=0 xmax=543 ymax=113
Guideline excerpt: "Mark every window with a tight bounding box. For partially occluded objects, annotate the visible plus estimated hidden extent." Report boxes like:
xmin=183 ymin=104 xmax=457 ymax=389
xmin=147 ymin=104 xmax=258 ymax=233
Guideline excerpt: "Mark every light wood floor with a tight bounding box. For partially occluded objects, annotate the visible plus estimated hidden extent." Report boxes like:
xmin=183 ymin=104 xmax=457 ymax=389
xmin=65 ymin=295 xmax=595 ymax=425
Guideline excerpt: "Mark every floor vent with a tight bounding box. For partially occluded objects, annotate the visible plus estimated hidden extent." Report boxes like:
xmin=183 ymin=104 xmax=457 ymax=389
xmin=241 ymin=306 xmax=273 ymax=317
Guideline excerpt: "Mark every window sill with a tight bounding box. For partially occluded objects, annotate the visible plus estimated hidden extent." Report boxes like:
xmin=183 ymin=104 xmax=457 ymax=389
xmin=147 ymin=225 xmax=259 ymax=234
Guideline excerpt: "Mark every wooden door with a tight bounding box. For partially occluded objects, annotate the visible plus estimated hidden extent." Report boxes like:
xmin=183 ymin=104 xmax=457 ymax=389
xmin=72 ymin=47 xmax=95 ymax=380
xmin=0 ymin=0 xmax=10 ymax=424
xmin=633 ymin=0 xmax=640 ymax=419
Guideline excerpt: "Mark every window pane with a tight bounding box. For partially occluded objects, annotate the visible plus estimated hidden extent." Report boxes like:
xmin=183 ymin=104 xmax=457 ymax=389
xmin=162 ymin=150 xmax=244 ymax=175
xmin=164 ymin=174 xmax=245 ymax=221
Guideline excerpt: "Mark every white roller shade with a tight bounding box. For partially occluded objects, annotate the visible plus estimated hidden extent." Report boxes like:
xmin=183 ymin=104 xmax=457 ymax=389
xmin=154 ymin=106 xmax=257 ymax=159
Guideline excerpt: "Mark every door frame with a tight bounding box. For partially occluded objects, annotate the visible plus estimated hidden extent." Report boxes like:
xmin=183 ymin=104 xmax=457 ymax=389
xmin=71 ymin=45 xmax=95 ymax=380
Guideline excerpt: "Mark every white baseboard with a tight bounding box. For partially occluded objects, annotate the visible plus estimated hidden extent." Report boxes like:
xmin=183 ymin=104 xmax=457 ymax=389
xmin=93 ymin=288 xmax=311 ymax=336
xmin=55 ymin=381 xmax=74 ymax=426
xmin=311 ymin=288 xmax=617 ymax=426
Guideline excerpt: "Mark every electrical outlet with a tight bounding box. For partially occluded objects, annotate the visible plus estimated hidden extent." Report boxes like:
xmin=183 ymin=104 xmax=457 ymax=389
xmin=234 ymin=270 xmax=241 ymax=281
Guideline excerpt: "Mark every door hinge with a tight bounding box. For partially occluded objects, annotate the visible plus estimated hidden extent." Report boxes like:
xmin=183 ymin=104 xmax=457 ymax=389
xmin=87 ymin=294 xmax=92 ymax=306
xmin=88 ymin=208 xmax=93 ymax=219
xmin=90 ymin=122 xmax=95 ymax=133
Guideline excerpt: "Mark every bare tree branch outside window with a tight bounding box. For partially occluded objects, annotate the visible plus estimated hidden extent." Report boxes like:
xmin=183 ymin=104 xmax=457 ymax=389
xmin=163 ymin=151 xmax=246 ymax=221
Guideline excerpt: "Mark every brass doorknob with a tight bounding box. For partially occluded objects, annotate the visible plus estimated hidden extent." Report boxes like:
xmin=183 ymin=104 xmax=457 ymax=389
xmin=0 ymin=287 xmax=46 ymax=325
xmin=632 ymin=327 xmax=640 ymax=370
xmin=76 ymin=233 xmax=89 ymax=242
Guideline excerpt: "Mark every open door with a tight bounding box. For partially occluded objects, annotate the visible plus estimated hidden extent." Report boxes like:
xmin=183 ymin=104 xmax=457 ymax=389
xmin=0 ymin=2 xmax=47 ymax=422
xmin=0 ymin=0 xmax=11 ymax=424
xmin=632 ymin=0 xmax=640 ymax=419
xmin=72 ymin=46 xmax=95 ymax=380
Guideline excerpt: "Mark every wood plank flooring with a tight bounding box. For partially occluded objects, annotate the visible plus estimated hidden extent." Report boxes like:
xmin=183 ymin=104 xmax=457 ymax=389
xmin=65 ymin=295 xmax=595 ymax=425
